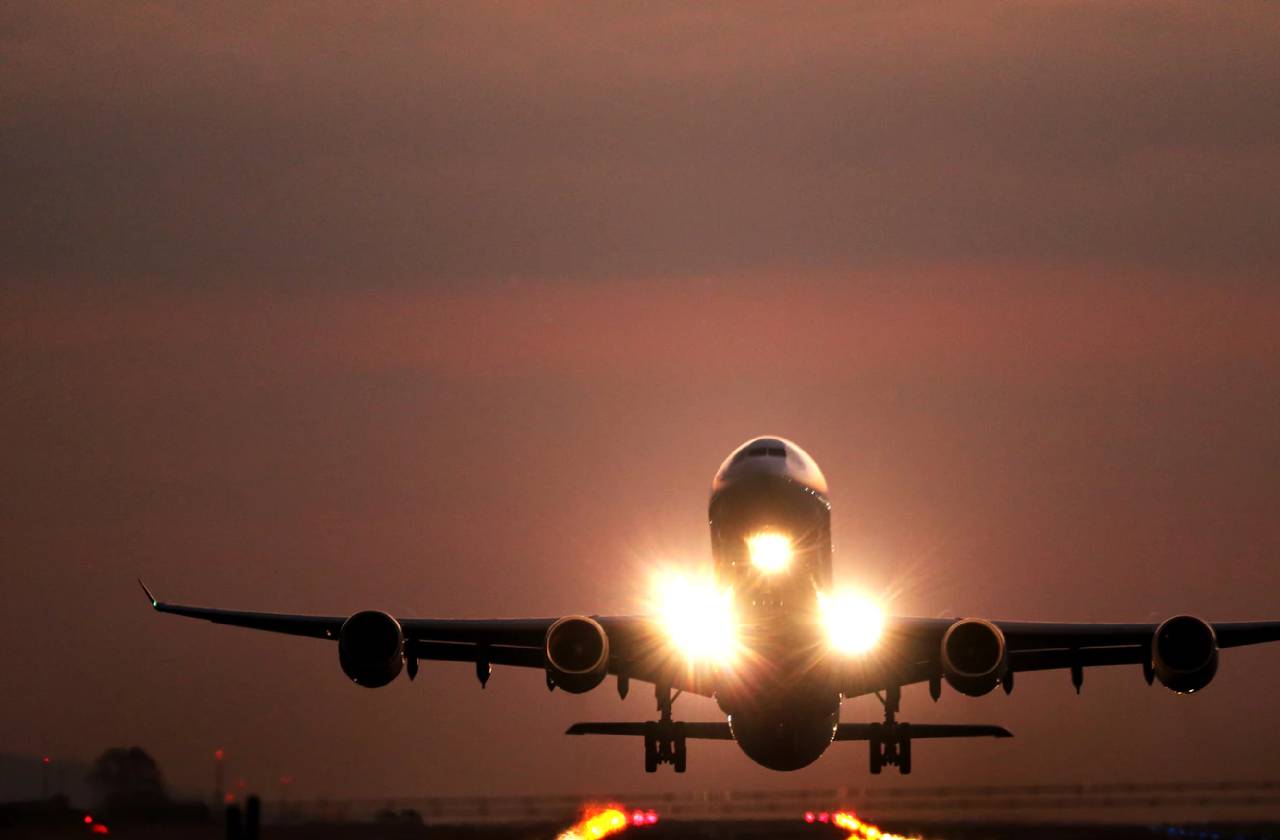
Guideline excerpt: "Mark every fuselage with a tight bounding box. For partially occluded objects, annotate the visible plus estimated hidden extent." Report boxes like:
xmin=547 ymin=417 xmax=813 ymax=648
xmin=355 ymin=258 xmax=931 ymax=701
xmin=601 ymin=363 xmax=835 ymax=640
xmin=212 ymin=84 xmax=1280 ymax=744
xmin=708 ymin=436 xmax=841 ymax=770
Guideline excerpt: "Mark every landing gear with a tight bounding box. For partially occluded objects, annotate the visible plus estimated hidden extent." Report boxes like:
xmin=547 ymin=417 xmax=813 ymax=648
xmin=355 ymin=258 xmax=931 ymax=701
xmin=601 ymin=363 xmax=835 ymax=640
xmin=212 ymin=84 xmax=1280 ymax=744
xmin=642 ymin=685 xmax=688 ymax=773
xmin=868 ymin=685 xmax=913 ymax=775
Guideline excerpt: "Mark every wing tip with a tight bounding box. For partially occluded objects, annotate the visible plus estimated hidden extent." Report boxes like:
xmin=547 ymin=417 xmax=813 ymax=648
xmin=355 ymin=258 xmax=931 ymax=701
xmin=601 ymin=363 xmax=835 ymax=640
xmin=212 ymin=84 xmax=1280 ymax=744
xmin=137 ymin=578 xmax=158 ymax=608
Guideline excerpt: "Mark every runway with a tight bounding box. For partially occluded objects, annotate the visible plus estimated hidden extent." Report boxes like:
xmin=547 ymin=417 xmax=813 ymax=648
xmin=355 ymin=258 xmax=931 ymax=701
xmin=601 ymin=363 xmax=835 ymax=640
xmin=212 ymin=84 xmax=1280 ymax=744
xmin=8 ymin=792 xmax=1280 ymax=840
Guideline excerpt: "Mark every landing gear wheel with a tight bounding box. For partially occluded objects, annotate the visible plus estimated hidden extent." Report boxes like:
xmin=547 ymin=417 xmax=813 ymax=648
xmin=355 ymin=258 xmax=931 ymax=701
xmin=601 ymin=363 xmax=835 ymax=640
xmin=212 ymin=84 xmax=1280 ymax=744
xmin=868 ymin=723 xmax=883 ymax=774
xmin=643 ymin=735 xmax=658 ymax=773
xmin=643 ymin=684 xmax=690 ymax=773
xmin=898 ymin=727 xmax=912 ymax=776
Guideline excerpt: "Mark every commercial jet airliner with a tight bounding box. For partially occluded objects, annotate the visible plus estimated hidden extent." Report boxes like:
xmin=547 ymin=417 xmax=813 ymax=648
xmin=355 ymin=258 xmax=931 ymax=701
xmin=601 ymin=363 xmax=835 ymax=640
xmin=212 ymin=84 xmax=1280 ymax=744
xmin=142 ymin=436 xmax=1280 ymax=774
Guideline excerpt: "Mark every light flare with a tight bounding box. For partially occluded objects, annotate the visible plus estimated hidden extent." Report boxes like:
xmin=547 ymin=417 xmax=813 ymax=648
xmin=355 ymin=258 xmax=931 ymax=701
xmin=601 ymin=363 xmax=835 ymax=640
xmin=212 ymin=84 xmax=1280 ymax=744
xmin=819 ymin=591 xmax=884 ymax=655
xmin=653 ymin=569 xmax=740 ymax=665
xmin=831 ymin=810 xmax=915 ymax=840
xmin=556 ymin=805 xmax=629 ymax=840
xmin=746 ymin=531 xmax=792 ymax=573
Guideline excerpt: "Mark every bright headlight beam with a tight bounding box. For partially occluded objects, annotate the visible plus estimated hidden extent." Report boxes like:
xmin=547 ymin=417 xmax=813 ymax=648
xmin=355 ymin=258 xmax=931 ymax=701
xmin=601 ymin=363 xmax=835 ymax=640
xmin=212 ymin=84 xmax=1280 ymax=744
xmin=746 ymin=531 xmax=792 ymax=573
xmin=820 ymin=591 xmax=884 ymax=655
xmin=654 ymin=571 xmax=739 ymax=665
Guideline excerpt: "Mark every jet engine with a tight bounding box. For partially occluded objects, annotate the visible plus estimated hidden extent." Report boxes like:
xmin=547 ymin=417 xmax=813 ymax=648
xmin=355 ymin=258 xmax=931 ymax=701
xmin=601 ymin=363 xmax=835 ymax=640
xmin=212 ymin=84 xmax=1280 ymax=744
xmin=940 ymin=618 xmax=1008 ymax=697
xmin=1151 ymin=615 xmax=1218 ymax=694
xmin=338 ymin=610 xmax=404 ymax=688
xmin=545 ymin=616 xmax=610 ymax=693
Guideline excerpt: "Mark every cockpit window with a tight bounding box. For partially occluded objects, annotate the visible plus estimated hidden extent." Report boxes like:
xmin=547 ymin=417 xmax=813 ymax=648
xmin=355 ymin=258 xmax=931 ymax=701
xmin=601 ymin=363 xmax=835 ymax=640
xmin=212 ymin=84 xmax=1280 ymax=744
xmin=743 ymin=446 xmax=787 ymax=458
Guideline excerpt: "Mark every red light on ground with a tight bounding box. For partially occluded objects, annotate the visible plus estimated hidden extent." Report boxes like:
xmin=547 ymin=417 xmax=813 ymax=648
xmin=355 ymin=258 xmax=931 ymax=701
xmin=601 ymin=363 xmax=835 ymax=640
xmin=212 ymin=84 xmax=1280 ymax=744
xmin=214 ymin=749 xmax=224 ymax=761
xmin=804 ymin=811 xmax=816 ymax=823
xmin=632 ymin=810 xmax=645 ymax=826
xmin=43 ymin=756 xmax=51 ymax=765
xmin=83 ymin=815 xmax=93 ymax=824
xmin=91 ymin=825 xmax=109 ymax=835
xmin=645 ymin=810 xmax=658 ymax=825
xmin=223 ymin=793 xmax=235 ymax=805
xmin=818 ymin=812 xmax=830 ymax=823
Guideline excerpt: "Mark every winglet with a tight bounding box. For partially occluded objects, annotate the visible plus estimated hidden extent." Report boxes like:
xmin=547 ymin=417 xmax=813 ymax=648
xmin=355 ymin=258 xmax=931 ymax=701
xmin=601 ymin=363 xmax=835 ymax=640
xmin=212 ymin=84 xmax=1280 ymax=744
xmin=137 ymin=578 xmax=158 ymax=608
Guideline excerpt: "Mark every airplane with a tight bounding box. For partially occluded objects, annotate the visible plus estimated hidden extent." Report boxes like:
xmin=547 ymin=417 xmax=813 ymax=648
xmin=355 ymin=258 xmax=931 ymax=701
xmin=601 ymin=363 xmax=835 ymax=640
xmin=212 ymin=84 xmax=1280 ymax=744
xmin=141 ymin=435 xmax=1280 ymax=774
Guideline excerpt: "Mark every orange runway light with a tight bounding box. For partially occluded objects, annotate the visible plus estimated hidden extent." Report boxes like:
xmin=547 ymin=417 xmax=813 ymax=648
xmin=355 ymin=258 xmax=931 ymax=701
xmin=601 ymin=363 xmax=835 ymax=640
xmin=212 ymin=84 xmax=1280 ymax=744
xmin=819 ymin=810 xmax=915 ymax=840
xmin=556 ymin=805 xmax=630 ymax=840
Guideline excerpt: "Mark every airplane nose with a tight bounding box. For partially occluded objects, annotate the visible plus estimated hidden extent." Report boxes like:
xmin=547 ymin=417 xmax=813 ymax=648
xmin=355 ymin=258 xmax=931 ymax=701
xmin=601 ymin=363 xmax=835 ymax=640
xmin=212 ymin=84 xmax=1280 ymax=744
xmin=717 ymin=455 xmax=796 ymax=493
xmin=712 ymin=436 xmax=828 ymax=497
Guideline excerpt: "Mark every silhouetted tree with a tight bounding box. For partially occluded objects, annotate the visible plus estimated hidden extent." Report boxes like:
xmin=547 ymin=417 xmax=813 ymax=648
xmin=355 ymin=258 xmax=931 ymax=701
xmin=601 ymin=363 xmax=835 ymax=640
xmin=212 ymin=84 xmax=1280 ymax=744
xmin=86 ymin=747 xmax=170 ymax=813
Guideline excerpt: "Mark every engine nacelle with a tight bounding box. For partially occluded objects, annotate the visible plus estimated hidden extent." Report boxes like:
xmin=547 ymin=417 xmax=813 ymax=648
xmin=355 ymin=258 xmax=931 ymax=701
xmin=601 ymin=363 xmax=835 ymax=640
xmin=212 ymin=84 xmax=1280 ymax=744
xmin=940 ymin=618 xmax=1009 ymax=697
xmin=1152 ymin=615 xmax=1218 ymax=694
xmin=544 ymin=615 xmax=610 ymax=694
xmin=338 ymin=610 xmax=404 ymax=688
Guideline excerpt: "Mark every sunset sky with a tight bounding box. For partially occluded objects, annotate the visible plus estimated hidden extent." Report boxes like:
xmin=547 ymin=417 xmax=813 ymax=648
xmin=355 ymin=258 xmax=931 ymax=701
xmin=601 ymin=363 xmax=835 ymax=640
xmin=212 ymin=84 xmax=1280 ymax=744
xmin=3 ymin=2 xmax=1279 ymax=803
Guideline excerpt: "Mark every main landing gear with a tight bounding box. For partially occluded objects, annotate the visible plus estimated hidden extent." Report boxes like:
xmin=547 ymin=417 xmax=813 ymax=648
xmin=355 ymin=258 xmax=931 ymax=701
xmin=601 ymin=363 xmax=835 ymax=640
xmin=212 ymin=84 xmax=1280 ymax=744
xmin=868 ymin=685 xmax=912 ymax=775
xmin=643 ymin=685 xmax=687 ymax=773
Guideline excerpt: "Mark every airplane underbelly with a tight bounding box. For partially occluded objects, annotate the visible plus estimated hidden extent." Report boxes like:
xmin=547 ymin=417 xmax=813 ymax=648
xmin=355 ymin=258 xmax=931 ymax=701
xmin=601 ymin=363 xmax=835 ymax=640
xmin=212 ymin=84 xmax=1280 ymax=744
xmin=728 ymin=703 xmax=839 ymax=771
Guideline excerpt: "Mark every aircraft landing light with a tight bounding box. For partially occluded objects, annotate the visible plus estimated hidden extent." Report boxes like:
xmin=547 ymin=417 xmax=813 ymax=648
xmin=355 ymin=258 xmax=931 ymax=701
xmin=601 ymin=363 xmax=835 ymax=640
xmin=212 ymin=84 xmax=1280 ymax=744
xmin=746 ymin=531 xmax=792 ymax=574
xmin=653 ymin=571 xmax=739 ymax=665
xmin=820 ymin=591 xmax=884 ymax=656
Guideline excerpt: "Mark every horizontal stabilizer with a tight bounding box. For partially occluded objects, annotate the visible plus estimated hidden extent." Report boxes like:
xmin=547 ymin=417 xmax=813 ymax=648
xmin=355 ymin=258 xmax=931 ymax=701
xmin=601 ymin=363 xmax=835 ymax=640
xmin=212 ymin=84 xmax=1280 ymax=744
xmin=566 ymin=722 xmax=734 ymax=740
xmin=835 ymin=723 xmax=1012 ymax=741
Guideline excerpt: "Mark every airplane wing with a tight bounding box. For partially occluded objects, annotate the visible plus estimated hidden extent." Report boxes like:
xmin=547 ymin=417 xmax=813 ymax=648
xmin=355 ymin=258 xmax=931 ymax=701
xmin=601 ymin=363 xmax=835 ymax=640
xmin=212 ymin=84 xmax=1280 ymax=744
xmin=848 ymin=616 xmax=1280 ymax=697
xmin=141 ymin=582 xmax=1280 ymax=701
xmin=138 ymin=581 xmax=712 ymax=696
